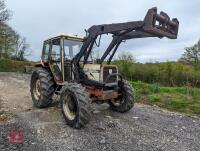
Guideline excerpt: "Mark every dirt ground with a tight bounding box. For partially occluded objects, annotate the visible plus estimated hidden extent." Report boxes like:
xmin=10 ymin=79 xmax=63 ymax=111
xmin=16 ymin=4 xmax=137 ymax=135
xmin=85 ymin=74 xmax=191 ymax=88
xmin=0 ymin=72 xmax=200 ymax=151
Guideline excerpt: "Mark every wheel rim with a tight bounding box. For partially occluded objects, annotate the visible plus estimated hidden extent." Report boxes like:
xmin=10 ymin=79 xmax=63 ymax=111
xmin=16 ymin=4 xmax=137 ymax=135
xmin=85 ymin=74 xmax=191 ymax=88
xmin=63 ymin=94 xmax=77 ymax=120
xmin=34 ymin=79 xmax=41 ymax=100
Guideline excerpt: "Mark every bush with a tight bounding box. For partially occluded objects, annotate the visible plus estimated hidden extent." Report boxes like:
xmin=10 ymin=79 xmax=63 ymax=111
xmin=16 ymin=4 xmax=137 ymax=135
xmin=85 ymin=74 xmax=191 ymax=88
xmin=0 ymin=59 xmax=32 ymax=72
xmin=114 ymin=60 xmax=200 ymax=88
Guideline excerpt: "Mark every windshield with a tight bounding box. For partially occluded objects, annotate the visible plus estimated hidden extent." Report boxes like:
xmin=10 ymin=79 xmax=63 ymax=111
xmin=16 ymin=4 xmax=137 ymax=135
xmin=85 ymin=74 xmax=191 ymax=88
xmin=64 ymin=39 xmax=83 ymax=60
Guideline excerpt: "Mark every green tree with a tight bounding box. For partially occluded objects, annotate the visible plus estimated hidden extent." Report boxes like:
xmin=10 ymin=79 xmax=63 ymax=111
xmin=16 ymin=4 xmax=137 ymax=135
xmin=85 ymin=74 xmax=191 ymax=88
xmin=0 ymin=23 xmax=17 ymax=58
xmin=179 ymin=40 xmax=200 ymax=66
xmin=118 ymin=52 xmax=136 ymax=63
xmin=0 ymin=0 xmax=11 ymax=23
xmin=0 ymin=0 xmax=12 ymax=58
xmin=0 ymin=1 xmax=29 ymax=60
xmin=114 ymin=52 xmax=135 ymax=80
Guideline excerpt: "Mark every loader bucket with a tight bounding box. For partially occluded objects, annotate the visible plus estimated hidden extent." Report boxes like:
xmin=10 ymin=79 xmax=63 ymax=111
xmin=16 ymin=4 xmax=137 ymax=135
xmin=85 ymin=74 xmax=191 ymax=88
xmin=143 ymin=7 xmax=179 ymax=39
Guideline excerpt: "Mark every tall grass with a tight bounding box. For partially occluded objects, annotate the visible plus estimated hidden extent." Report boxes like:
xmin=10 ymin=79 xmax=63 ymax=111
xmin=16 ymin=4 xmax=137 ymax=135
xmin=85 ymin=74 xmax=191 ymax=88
xmin=130 ymin=81 xmax=200 ymax=116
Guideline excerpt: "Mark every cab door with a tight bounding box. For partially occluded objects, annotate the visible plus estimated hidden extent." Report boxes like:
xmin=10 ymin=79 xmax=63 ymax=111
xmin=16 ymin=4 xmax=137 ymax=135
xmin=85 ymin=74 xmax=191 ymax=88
xmin=49 ymin=38 xmax=63 ymax=82
xmin=42 ymin=41 xmax=50 ymax=63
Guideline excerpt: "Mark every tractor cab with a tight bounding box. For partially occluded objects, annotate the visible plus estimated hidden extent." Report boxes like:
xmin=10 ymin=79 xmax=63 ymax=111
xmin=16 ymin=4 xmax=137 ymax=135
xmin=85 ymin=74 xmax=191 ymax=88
xmin=41 ymin=34 xmax=84 ymax=82
xmin=40 ymin=34 xmax=119 ymax=89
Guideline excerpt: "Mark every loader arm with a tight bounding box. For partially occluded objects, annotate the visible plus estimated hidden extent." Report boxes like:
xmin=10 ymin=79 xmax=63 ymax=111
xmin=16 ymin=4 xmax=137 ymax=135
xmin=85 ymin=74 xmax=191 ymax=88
xmin=72 ymin=7 xmax=179 ymax=81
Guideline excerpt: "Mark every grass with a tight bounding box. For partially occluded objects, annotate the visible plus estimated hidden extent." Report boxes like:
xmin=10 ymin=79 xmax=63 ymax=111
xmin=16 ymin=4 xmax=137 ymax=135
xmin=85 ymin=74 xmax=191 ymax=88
xmin=130 ymin=81 xmax=200 ymax=116
xmin=0 ymin=59 xmax=32 ymax=72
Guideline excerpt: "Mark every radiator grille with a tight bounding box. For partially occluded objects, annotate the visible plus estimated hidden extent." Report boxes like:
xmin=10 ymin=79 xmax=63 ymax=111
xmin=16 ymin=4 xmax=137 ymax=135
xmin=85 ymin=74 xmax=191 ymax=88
xmin=103 ymin=66 xmax=117 ymax=84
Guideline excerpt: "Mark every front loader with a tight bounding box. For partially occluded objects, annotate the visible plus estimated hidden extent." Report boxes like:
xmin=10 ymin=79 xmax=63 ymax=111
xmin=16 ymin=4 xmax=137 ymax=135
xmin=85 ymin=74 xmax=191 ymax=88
xmin=30 ymin=7 xmax=179 ymax=128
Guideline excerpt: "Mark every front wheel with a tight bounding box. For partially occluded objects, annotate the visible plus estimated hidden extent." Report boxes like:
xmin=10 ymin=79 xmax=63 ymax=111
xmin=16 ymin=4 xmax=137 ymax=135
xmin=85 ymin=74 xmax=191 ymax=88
xmin=30 ymin=68 xmax=55 ymax=108
xmin=109 ymin=80 xmax=135 ymax=113
xmin=60 ymin=83 xmax=91 ymax=129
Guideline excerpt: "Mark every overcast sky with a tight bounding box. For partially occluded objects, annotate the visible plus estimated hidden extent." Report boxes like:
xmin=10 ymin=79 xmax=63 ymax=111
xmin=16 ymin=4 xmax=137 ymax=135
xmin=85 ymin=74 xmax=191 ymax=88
xmin=5 ymin=0 xmax=200 ymax=62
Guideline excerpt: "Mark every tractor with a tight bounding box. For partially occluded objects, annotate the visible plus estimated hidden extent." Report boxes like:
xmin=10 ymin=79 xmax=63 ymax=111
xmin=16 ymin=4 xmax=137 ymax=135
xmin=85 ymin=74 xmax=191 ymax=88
xmin=30 ymin=7 xmax=179 ymax=128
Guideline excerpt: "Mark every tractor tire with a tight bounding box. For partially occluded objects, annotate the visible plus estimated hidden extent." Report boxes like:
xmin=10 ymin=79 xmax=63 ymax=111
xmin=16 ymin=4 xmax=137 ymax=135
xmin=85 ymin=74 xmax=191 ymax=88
xmin=109 ymin=80 xmax=134 ymax=113
xmin=60 ymin=83 xmax=91 ymax=129
xmin=30 ymin=67 xmax=55 ymax=108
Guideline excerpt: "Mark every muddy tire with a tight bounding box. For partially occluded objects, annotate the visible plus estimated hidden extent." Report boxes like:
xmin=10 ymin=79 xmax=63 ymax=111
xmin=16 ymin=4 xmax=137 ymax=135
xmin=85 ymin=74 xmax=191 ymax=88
xmin=109 ymin=80 xmax=134 ymax=113
xmin=30 ymin=68 xmax=55 ymax=108
xmin=60 ymin=83 xmax=91 ymax=129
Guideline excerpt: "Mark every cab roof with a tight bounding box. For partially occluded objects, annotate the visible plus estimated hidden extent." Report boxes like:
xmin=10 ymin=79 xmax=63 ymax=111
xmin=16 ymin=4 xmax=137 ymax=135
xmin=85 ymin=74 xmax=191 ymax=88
xmin=44 ymin=34 xmax=84 ymax=42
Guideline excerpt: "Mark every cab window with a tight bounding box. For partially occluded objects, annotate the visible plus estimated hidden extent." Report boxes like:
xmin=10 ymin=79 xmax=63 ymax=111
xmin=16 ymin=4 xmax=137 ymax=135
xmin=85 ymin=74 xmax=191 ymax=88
xmin=51 ymin=39 xmax=61 ymax=61
xmin=42 ymin=42 xmax=50 ymax=62
xmin=64 ymin=39 xmax=82 ymax=60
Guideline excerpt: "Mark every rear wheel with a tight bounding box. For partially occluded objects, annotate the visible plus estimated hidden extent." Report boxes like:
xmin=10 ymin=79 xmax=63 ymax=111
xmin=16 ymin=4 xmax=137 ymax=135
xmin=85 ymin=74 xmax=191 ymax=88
xmin=109 ymin=80 xmax=134 ymax=113
xmin=30 ymin=68 xmax=55 ymax=108
xmin=60 ymin=83 xmax=91 ymax=129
